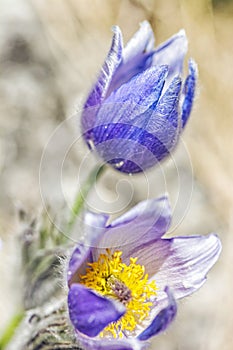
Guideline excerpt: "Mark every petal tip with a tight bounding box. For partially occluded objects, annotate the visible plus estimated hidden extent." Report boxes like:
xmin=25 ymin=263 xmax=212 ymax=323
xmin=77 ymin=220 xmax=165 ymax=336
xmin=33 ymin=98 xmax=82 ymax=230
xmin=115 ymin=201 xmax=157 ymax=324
xmin=139 ymin=20 xmax=153 ymax=31
xmin=111 ymin=25 xmax=122 ymax=37
xmin=176 ymin=29 xmax=188 ymax=45
xmin=84 ymin=211 xmax=109 ymax=230
xmin=208 ymin=233 xmax=222 ymax=257
xmin=188 ymin=58 xmax=198 ymax=76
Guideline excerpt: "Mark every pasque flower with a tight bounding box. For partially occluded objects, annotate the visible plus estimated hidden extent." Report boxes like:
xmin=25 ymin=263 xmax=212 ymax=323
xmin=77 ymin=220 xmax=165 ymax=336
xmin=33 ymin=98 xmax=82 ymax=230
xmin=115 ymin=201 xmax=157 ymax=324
xmin=67 ymin=196 xmax=221 ymax=350
xmin=81 ymin=21 xmax=197 ymax=173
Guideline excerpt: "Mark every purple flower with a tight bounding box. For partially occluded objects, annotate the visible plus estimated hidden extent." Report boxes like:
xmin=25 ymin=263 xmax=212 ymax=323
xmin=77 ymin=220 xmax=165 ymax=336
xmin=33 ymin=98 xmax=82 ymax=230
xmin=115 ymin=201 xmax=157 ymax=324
xmin=67 ymin=196 xmax=221 ymax=350
xmin=81 ymin=21 xmax=197 ymax=173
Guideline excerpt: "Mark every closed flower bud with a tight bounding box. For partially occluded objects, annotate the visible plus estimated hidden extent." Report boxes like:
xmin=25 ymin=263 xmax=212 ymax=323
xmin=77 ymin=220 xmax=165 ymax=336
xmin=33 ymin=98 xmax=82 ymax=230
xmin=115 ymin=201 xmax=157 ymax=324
xmin=81 ymin=21 xmax=198 ymax=173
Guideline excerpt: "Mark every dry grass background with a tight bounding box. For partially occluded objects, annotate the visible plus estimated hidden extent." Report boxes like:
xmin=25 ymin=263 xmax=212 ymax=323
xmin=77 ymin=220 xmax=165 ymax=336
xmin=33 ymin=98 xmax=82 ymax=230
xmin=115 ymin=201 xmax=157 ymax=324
xmin=0 ymin=0 xmax=233 ymax=349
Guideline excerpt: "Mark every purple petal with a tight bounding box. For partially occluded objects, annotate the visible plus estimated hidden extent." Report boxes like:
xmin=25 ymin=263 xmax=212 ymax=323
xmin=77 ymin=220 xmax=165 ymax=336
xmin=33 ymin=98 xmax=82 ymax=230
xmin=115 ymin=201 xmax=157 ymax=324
xmin=133 ymin=77 xmax=182 ymax=161
xmin=91 ymin=66 xmax=175 ymax=173
xmin=148 ymin=76 xmax=182 ymax=132
xmin=76 ymin=333 xmax=147 ymax=350
xmin=153 ymin=29 xmax=188 ymax=80
xmin=90 ymin=76 xmax=181 ymax=173
xmin=138 ymin=286 xmax=177 ymax=341
xmin=107 ymin=21 xmax=155 ymax=94
xmin=125 ymin=235 xmax=171 ymax=279
xmin=181 ymin=59 xmax=198 ymax=128
xmin=82 ymin=26 xmax=123 ymax=137
xmin=123 ymin=21 xmax=155 ymax=63
xmin=153 ymin=234 xmax=221 ymax=299
xmin=127 ymin=234 xmax=221 ymax=288
xmin=91 ymin=127 xmax=172 ymax=173
xmin=68 ymin=284 xmax=125 ymax=337
xmin=67 ymin=212 xmax=108 ymax=286
xmin=107 ymin=52 xmax=154 ymax=97
xmin=92 ymin=196 xmax=171 ymax=258
xmin=94 ymin=65 xmax=168 ymax=128
xmin=109 ymin=195 xmax=170 ymax=230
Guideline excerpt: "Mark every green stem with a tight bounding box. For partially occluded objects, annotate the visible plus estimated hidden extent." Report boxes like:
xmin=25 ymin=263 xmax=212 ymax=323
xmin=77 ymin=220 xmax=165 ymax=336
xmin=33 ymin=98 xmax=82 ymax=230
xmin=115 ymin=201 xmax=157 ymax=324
xmin=67 ymin=164 xmax=106 ymax=232
xmin=0 ymin=311 xmax=24 ymax=349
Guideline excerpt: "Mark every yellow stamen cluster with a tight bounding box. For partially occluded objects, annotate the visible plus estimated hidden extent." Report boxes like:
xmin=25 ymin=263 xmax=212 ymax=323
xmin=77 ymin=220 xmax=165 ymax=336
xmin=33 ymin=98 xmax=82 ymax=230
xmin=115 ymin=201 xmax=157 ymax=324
xmin=80 ymin=249 xmax=157 ymax=338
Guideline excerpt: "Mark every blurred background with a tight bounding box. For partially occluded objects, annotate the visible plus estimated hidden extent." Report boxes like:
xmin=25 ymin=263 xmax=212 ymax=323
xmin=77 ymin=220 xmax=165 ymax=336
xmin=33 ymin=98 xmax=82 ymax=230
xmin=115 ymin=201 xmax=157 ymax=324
xmin=0 ymin=0 xmax=233 ymax=349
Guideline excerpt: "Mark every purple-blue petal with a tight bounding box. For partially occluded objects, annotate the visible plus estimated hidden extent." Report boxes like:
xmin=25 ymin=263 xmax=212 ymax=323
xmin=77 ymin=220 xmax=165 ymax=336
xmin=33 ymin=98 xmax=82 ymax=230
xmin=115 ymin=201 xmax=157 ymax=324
xmin=82 ymin=26 xmax=123 ymax=139
xmin=181 ymin=59 xmax=198 ymax=128
xmin=90 ymin=67 xmax=182 ymax=173
xmin=68 ymin=284 xmax=125 ymax=337
xmin=118 ymin=76 xmax=182 ymax=168
xmin=95 ymin=65 xmax=168 ymax=128
xmin=149 ymin=76 xmax=182 ymax=130
xmin=88 ymin=65 xmax=180 ymax=173
xmin=135 ymin=233 xmax=221 ymax=298
xmin=123 ymin=21 xmax=155 ymax=62
xmin=152 ymin=29 xmax=188 ymax=80
xmin=76 ymin=333 xmax=147 ymax=350
xmin=125 ymin=233 xmax=221 ymax=289
xmin=138 ymin=286 xmax=177 ymax=341
xmin=67 ymin=212 xmax=108 ymax=286
xmin=92 ymin=196 xmax=171 ymax=259
xmin=92 ymin=123 xmax=174 ymax=173
xmin=84 ymin=26 xmax=123 ymax=108
xmin=108 ymin=51 xmax=154 ymax=97
xmin=109 ymin=195 xmax=170 ymax=230
xmin=108 ymin=21 xmax=155 ymax=94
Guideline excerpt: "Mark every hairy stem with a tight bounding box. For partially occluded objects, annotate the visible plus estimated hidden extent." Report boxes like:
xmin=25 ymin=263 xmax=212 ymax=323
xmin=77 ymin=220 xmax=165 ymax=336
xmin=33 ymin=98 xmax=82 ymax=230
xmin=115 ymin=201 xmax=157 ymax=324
xmin=67 ymin=164 xmax=106 ymax=232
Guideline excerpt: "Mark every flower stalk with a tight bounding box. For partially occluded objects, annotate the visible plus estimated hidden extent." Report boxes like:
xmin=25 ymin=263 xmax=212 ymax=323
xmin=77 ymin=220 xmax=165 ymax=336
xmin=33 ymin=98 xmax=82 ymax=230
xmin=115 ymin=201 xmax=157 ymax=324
xmin=0 ymin=312 xmax=24 ymax=350
xmin=67 ymin=164 xmax=106 ymax=232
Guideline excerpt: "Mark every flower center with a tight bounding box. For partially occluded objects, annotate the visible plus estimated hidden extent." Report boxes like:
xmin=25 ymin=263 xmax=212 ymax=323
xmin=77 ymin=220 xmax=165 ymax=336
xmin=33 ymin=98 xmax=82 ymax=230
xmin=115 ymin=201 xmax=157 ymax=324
xmin=80 ymin=249 xmax=157 ymax=338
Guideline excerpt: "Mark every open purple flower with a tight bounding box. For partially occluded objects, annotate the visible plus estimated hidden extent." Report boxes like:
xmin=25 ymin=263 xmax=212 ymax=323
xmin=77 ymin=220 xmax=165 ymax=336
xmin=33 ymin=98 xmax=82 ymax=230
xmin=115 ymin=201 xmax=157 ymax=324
xmin=67 ymin=196 xmax=221 ymax=350
xmin=81 ymin=21 xmax=197 ymax=173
